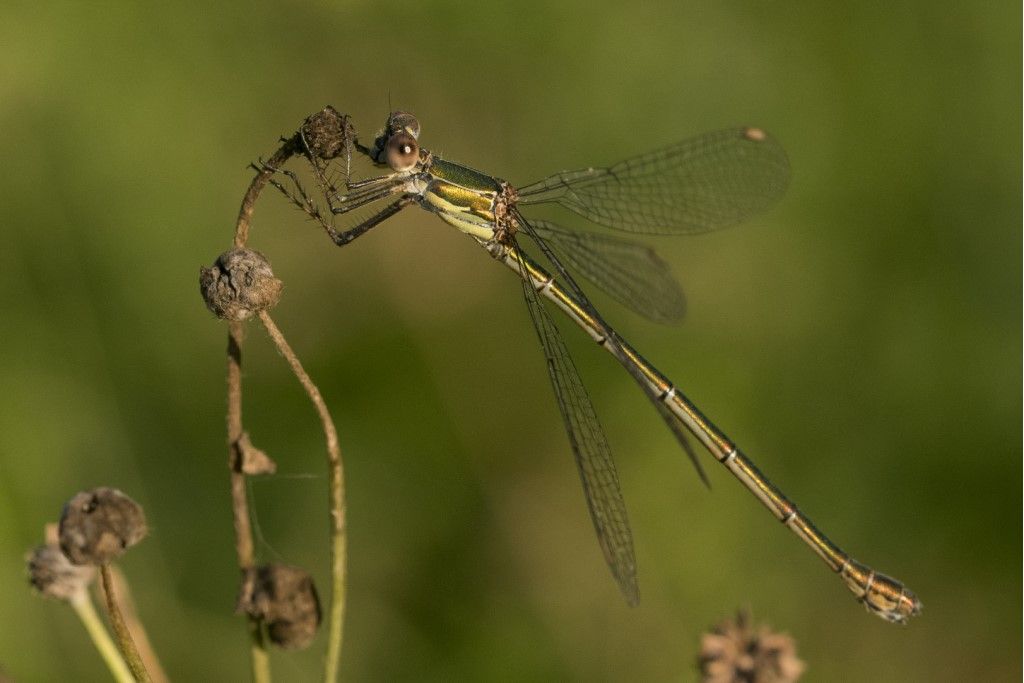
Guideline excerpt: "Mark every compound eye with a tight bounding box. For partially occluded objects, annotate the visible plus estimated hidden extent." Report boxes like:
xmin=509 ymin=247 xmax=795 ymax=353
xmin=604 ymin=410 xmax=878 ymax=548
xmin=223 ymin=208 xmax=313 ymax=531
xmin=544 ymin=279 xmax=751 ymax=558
xmin=386 ymin=132 xmax=419 ymax=171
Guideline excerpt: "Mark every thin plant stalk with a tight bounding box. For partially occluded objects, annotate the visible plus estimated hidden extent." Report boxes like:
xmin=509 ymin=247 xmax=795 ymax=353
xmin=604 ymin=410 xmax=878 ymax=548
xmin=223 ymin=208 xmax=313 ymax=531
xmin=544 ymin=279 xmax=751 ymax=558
xmin=226 ymin=129 xmax=349 ymax=679
xmin=257 ymin=310 xmax=347 ymax=683
xmin=99 ymin=564 xmax=152 ymax=683
xmin=228 ymin=135 xmax=301 ymax=682
xmin=69 ymin=591 xmax=134 ymax=683
xmin=106 ymin=565 xmax=170 ymax=683
xmin=227 ymin=321 xmax=271 ymax=683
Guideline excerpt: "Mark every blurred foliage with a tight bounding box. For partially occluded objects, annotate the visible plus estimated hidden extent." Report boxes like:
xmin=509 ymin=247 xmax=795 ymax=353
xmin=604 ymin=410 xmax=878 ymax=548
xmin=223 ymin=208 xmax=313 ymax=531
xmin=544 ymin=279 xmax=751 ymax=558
xmin=0 ymin=0 xmax=1019 ymax=681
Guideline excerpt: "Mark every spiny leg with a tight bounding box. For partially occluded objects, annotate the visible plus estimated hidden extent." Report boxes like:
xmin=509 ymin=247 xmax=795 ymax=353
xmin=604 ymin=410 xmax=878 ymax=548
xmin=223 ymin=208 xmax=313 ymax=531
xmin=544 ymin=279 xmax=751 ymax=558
xmin=258 ymin=158 xmax=412 ymax=247
xmin=257 ymin=160 xmax=337 ymax=237
xmin=296 ymin=135 xmax=410 ymax=218
xmin=327 ymin=195 xmax=415 ymax=246
xmin=327 ymin=177 xmax=410 ymax=216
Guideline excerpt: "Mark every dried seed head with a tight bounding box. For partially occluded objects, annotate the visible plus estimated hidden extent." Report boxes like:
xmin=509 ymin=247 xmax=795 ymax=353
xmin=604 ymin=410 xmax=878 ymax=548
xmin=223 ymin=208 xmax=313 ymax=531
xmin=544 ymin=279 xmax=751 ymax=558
xmin=300 ymin=106 xmax=355 ymax=160
xmin=199 ymin=248 xmax=282 ymax=321
xmin=698 ymin=610 xmax=805 ymax=683
xmin=238 ymin=564 xmax=321 ymax=650
xmin=26 ymin=542 xmax=96 ymax=600
xmin=59 ymin=488 xmax=148 ymax=566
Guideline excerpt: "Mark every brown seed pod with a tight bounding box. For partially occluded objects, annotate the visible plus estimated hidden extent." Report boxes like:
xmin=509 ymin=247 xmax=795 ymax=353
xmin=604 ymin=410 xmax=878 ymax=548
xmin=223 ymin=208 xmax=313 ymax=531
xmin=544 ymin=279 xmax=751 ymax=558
xmin=199 ymin=248 xmax=282 ymax=321
xmin=300 ymin=106 xmax=355 ymax=161
xmin=26 ymin=543 xmax=96 ymax=600
xmin=238 ymin=564 xmax=321 ymax=650
xmin=59 ymin=488 xmax=148 ymax=566
xmin=698 ymin=610 xmax=805 ymax=683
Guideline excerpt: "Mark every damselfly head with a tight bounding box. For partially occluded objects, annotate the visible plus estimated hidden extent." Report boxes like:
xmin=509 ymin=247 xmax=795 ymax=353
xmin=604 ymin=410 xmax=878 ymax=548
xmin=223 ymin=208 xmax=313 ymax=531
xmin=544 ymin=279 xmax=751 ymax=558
xmin=386 ymin=111 xmax=420 ymax=139
xmin=370 ymin=110 xmax=421 ymax=167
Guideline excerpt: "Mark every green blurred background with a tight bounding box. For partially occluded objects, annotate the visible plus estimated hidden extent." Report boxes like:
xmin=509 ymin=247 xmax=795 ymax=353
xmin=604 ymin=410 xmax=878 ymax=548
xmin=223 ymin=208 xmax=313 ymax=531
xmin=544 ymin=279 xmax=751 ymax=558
xmin=1 ymin=1 xmax=1019 ymax=680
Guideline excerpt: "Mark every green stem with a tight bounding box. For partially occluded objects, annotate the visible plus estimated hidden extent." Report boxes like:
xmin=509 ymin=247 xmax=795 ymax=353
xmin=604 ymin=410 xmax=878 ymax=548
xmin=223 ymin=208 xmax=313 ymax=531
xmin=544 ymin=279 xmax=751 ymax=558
xmin=247 ymin=614 xmax=272 ymax=683
xmin=70 ymin=590 xmax=134 ymax=683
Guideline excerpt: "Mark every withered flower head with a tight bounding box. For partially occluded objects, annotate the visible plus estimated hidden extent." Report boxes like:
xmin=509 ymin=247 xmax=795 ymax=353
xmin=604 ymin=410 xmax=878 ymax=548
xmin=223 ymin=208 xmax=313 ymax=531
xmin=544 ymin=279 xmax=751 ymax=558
xmin=238 ymin=564 xmax=321 ymax=650
xmin=698 ymin=610 xmax=805 ymax=683
xmin=59 ymin=488 xmax=148 ymax=566
xmin=300 ymin=106 xmax=355 ymax=161
xmin=26 ymin=542 xmax=96 ymax=600
xmin=199 ymin=248 xmax=282 ymax=321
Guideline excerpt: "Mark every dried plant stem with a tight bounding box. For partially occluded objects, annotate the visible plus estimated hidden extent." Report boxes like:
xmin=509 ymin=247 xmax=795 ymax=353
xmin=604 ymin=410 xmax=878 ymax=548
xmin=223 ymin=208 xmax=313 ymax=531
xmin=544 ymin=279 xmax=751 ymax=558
xmin=228 ymin=135 xmax=301 ymax=682
xmin=227 ymin=322 xmax=271 ymax=683
xmin=257 ymin=310 xmax=347 ymax=683
xmin=99 ymin=564 xmax=151 ymax=682
xmin=235 ymin=135 xmax=301 ymax=247
xmin=69 ymin=591 xmax=134 ymax=683
xmin=226 ymin=323 xmax=254 ymax=568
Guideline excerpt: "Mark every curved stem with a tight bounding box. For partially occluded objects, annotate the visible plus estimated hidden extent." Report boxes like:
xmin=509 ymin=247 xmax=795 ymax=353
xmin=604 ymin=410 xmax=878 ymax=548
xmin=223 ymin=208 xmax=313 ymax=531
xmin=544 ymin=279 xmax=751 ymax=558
xmin=257 ymin=310 xmax=347 ymax=682
xmin=235 ymin=135 xmax=301 ymax=246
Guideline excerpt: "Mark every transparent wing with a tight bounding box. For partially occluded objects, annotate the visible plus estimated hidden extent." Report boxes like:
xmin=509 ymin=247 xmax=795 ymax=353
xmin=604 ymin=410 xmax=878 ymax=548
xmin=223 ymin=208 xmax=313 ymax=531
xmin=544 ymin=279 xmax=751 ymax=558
xmin=518 ymin=127 xmax=790 ymax=234
xmin=529 ymin=220 xmax=686 ymax=324
xmin=513 ymin=242 xmax=639 ymax=605
xmin=517 ymin=213 xmax=709 ymax=487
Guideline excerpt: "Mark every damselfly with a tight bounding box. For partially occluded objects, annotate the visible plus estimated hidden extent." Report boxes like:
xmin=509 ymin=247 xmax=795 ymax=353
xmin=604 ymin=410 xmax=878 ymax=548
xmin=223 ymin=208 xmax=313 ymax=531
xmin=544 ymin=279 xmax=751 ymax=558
xmin=269 ymin=110 xmax=921 ymax=623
